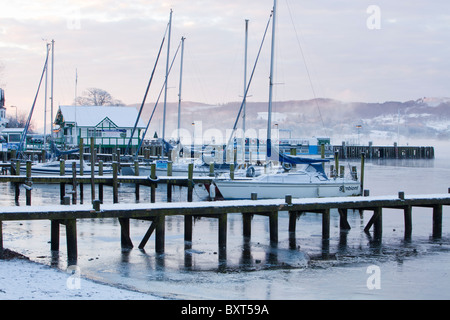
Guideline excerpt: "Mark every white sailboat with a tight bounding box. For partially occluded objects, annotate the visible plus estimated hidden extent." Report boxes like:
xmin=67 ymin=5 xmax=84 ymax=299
xmin=22 ymin=159 xmax=112 ymax=176
xmin=213 ymin=158 xmax=361 ymax=200
xmin=213 ymin=0 xmax=362 ymax=200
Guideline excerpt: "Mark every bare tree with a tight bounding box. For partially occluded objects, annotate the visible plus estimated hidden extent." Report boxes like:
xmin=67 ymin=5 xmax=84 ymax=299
xmin=6 ymin=111 xmax=35 ymax=133
xmin=74 ymin=87 xmax=123 ymax=106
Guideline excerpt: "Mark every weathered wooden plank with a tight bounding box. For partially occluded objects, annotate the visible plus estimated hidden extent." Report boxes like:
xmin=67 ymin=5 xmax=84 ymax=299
xmin=338 ymin=208 xmax=351 ymax=230
xmin=138 ymin=220 xmax=156 ymax=249
xmin=118 ymin=218 xmax=133 ymax=249
xmin=0 ymin=194 xmax=449 ymax=222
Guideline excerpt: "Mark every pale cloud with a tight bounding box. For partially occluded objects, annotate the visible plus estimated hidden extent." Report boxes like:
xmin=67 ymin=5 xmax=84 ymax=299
xmin=1 ymin=0 xmax=450 ymax=133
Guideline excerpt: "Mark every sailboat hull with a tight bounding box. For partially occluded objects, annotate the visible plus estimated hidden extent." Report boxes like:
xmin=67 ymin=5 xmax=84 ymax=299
xmin=213 ymin=179 xmax=361 ymax=200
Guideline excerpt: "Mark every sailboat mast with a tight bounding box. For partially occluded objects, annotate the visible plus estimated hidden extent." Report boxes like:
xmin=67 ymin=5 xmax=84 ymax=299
xmin=243 ymin=19 xmax=249 ymax=134
xmin=50 ymin=39 xmax=54 ymax=141
xmin=177 ymin=36 xmax=185 ymax=143
xmin=267 ymin=0 xmax=276 ymax=158
xmin=162 ymin=9 xmax=173 ymax=142
xmin=44 ymin=42 xmax=49 ymax=149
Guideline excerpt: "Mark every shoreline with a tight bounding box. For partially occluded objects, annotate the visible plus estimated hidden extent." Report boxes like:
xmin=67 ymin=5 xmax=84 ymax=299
xmin=0 ymin=249 xmax=159 ymax=300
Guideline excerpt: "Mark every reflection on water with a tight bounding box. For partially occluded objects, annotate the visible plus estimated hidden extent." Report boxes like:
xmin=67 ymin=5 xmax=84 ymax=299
xmin=1 ymin=158 xmax=450 ymax=299
xmin=367 ymin=158 xmax=436 ymax=168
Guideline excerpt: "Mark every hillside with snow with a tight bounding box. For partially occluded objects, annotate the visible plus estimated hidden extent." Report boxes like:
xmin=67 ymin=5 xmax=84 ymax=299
xmin=130 ymin=97 xmax=450 ymax=145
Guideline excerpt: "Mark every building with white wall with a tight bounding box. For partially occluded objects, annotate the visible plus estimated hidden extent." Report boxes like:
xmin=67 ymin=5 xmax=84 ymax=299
xmin=54 ymin=105 xmax=146 ymax=153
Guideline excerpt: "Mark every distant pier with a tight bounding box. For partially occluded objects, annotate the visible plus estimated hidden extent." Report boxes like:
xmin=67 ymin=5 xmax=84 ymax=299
xmin=334 ymin=142 xmax=434 ymax=159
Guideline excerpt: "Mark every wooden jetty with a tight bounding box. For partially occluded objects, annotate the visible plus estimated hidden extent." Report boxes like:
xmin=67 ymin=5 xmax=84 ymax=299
xmin=334 ymin=142 xmax=434 ymax=160
xmin=1 ymin=191 xmax=449 ymax=262
xmin=0 ymin=160 xmax=212 ymax=205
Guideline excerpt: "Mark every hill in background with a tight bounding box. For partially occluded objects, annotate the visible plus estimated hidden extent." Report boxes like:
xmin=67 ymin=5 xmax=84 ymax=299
xmin=128 ymin=97 xmax=450 ymax=145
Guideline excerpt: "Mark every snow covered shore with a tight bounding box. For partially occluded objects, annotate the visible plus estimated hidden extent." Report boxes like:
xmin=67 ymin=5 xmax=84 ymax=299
xmin=0 ymin=256 xmax=159 ymax=300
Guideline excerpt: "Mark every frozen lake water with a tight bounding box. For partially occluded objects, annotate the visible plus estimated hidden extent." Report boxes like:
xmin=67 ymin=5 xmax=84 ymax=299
xmin=1 ymin=151 xmax=450 ymax=299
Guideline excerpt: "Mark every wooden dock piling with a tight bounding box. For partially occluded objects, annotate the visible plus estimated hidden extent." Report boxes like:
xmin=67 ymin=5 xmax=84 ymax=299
xmin=0 ymin=165 xmax=449 ymax=263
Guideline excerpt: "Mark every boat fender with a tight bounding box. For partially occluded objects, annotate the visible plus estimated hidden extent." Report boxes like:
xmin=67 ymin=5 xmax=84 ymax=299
xmin=147 ymin=175 xmax=159 ymax=182
xmin=246 ymin=166 xmax=256 ymax=177
xmin=283 ymin=162 xmax=292 ymax=171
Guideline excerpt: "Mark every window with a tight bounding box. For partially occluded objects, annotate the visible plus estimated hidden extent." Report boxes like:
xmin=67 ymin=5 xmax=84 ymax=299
xmin=87 ymin=128 xmax=102 ymax=138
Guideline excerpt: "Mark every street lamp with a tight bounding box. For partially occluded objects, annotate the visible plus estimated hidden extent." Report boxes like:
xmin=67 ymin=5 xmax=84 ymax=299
xmin=356 ymin=124 xmax=362 ymax=145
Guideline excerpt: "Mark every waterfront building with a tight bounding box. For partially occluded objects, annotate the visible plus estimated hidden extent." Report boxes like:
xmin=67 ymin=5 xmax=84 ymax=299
xmin=54 ymin=105 xmax=146 ymax=153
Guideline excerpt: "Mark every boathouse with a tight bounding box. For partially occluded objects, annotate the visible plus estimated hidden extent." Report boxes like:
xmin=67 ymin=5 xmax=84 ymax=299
xmin=54 ymin=105 xmax=146 ymax=153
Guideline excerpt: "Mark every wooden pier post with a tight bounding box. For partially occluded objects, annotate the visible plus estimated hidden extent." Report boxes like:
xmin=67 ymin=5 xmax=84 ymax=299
xmin=118 ymin=218 xmax=133 ymax=249
xmin=334 ymin=150 xmax=339 ymax=176
xmin=65 ymin=219 xmax=77 ymax=263
xmin=150 ymin=163 xmax=156 ymax=203
xmin=243 ymin=193 xmax=257 ymax=238
xmin=112 ymin=161 xmax=118 ymax=203
xmin=218 ymin=213 xmax=227 ymax=249
xmin=155 ymin=215 xmax=165 ymax=253
xmin=187 ymin=163 xmax=193 ymax=202
xmin=322 ymin=209 xmax=330 ymax=240
xmin=90 ymin=137 xmax=95 ymax=203
xmin=98 ymin=161 xmax=103 ymax=203
xmin=79 ymin=138 xmax=84 ymax=203
xmin=288 ymin=211 xmax=297 ymax=233
xmin=184 ymin=163 xmax=194 ymax=246
xmin=71 ymin=162 xmax=77 ymax=205
xmin=138 ymin=220 xmax=156 ymax=250
xmin=0 ymin=221 xmax=3 ymax=258
xmin=60 ymin=159 xmax=65 ymax=204
xmin=404 ymin=205 xmax=412 ymax=240
xmin=209 ymin=163 xmax=214 ymax=177
xmin=360 ymin=152 xmax=365 ymax=192
xmin=373 ymin=207 xmax=382 ymax=239
xmin=25 ymin=160 xmax=32 ymax=206
xmin=269 ymin=211 xmax=278 ymax=245
xmin=51 ymin=220 xmax=60 ymax=251
xmin=166 ymin=161 xmax=172 ymax=202
xmin=184 ymin=215 xmax=193 ymax=246
xmin=338 ymin=208 xmax=351 ymax=230
xmin=134 ymin=160 xmax=140 ymax=201
xmin=243 ymin=213 xmax=252 ymax=239
xmin=364 ymin=207 xmax=383 ymax=239
xmin=14 ymin=160 xmax=20 ymax=205
xmin=433 ymin=204 xmax=443 ymax=239
xmin=218 ymin=213 xmax=227 ymax=262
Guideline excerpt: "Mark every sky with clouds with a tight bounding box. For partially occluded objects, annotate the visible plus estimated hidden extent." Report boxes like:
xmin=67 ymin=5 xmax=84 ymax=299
xmin=0 ymin=0 xmax=449 ymax=131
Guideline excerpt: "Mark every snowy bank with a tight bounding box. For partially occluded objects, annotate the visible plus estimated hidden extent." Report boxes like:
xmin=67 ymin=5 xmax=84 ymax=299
xmin=0 ymin=256 xmax=159 ymax=300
